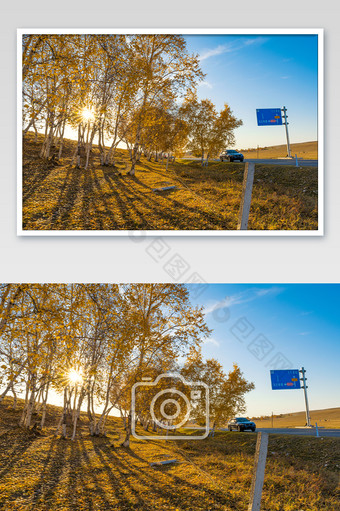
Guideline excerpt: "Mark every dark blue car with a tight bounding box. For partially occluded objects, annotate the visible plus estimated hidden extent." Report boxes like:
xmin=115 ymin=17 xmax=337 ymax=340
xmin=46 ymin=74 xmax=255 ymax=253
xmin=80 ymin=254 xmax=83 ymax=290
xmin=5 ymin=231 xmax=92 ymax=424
xmin=228 ymin=417 xmax=256 ymax=432
xmin=220 ymin=149 xmax=244 ymax=162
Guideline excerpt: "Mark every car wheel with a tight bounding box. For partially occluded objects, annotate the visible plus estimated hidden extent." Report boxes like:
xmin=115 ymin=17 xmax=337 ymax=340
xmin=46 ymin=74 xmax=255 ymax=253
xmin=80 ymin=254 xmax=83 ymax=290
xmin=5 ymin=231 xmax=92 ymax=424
xmin=240 ymin=158 xmax=244 ymax=162
xmin=228 ymin=157 xmax=232 ymax=162
xmin=252 ymin=428 xmax=256 ymax=432
xmin=228 ymin=426 xmax=232 ymax=431
xmin=237 ymin=425 xmax=242 ymax=432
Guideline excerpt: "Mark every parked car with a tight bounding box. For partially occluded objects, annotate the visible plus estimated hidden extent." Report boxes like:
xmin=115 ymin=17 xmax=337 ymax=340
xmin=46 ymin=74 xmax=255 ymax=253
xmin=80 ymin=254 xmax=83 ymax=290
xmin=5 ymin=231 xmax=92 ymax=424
xmin=227 ymin=417 xmax=256 ymax=432
xmin=220 ymin=149 xmax=244 ymax=162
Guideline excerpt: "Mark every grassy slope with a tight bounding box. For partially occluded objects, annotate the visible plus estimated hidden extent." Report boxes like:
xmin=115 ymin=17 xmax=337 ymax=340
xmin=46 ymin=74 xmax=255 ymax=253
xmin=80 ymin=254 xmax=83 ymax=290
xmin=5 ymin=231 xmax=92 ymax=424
xmin=22 ymin=133 xmax=318 ymax=231
xmin=253 ymin=407 xmax=340 ymax=429
xmin=0 ymin=398 xmax=339 ymax=511
xmin=241 ymin=141 xmax=318 ymax=160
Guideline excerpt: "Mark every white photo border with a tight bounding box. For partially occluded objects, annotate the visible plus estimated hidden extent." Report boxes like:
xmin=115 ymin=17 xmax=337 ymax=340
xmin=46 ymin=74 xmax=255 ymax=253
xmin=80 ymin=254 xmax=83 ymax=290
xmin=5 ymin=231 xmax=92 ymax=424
xmin=17 ymin=28 xmax=324 ymax=237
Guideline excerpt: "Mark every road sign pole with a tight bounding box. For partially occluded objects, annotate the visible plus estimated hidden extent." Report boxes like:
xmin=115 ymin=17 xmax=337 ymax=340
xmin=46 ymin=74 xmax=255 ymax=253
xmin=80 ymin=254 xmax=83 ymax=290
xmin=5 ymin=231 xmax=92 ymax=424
xmin=282 ymin=106 xmax=292 ymax=158
xmin=300 ymin=367 xmax=311 ymax=427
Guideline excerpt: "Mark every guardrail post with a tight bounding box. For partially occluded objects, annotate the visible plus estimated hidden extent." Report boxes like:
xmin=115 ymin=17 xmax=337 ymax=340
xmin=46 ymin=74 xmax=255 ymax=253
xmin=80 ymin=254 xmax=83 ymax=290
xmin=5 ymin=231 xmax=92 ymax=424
xmin=237 ymin=162 xmax=255 ymax=230
xmin=248 ymin=432 xmax=269 ymax=511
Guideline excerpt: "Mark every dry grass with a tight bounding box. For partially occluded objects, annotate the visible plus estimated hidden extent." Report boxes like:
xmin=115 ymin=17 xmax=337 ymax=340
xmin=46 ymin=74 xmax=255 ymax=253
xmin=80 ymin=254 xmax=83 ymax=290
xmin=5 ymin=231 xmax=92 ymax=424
xmin=253 ymin=407 xmax=340 ymax=429
xmin=22 ymin=133 xmax=318 ymax=231
xmin=0 ymin=398 xmax=339 ymax=510
xmin=241 ymin=141 xmax=318 ymax=160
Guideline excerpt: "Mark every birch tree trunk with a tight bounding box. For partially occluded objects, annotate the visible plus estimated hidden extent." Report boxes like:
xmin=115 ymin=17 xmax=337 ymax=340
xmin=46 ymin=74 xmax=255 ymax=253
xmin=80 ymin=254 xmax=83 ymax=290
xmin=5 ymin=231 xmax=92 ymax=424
xmin=84 ymin=125 xmax=96 ymax=170
xmin=121 ymin=412 xmax=132 ymax=447
xmin=71 ymin=388 xmax=85 ymax=441
xmin=40 ymin=380 xmax=50 ymax=430
xmin=128 ymin=124 xmax=142 ymax=176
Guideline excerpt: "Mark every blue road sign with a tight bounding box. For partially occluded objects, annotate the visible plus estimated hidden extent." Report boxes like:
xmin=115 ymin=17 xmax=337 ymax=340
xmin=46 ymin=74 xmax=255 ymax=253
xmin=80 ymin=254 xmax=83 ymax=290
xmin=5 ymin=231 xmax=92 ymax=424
xmin=256 ymin=108 xmax=282 ymax=126
xmin=270 ymin=369 xmax=301 ymax=390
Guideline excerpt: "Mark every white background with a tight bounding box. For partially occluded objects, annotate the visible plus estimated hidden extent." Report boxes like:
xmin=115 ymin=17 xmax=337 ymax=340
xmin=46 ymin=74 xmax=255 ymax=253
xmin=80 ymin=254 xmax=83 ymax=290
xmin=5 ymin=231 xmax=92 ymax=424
xmin=1 ymin=1 xmax=339 ymax=284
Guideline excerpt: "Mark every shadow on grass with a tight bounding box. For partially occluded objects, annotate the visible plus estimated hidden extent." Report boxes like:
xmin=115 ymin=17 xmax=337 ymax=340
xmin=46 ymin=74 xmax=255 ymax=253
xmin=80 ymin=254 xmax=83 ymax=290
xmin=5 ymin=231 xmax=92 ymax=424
xmin=24 ymin=157 xmax=232 ymax=230
xmin=50 ymin=166 xmax=83 ymax=228
xmin=102 ymin=169 xmax=228 ymax=230
xmin=32 ymin=437 xmax=68 ymax=505
xmin=0 ymin=430 xmax=38 ymax=479
xmin=91 ymin=440 xmax=236 ymax=510
xmin=23 ymin=160 xmax=57 ymax=203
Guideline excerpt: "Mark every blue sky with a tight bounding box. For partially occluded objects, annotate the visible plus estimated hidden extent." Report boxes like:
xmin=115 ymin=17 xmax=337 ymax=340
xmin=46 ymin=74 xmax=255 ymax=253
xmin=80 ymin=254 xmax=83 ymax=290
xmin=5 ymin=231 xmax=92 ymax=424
xmin=187 ymin=284 xmax=339 ymax=418
xmin=184 ymin=34 xmax=319 ymax=150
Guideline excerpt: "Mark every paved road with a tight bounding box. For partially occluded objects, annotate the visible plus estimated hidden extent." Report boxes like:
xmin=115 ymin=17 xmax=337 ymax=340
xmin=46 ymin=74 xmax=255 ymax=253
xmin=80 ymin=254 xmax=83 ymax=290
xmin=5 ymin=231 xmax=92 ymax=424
xmin=257 ymin=427 xmax=339 ymax=437
xmin=182 ymin=157 xmax=318 ymax=167
xmin=220 ymin=427 xmax=340 ymax=437
xmin=244 ymin=158 xmax=318 ymax=167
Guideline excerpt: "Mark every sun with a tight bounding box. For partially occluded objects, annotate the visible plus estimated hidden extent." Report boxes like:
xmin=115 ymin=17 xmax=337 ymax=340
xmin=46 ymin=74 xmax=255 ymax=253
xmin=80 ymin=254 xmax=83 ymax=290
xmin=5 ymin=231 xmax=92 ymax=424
xmin=67 ymin=368 xmax=83 ymax=385
xmin=81 ymin=107 xmax=95 ymax=122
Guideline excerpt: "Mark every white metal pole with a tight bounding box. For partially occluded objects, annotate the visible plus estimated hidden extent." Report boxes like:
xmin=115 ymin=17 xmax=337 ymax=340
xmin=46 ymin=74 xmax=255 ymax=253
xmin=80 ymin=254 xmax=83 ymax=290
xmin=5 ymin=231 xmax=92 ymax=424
xmin=282 ymin=106 xmax=292 ymax=158
xmin=248 ymin=432 xmax=269 ymax=511
xmin=237 ymin=162 xmax=255 ymax=230
xmin=300 ymin=367 xmax=311 ymax=427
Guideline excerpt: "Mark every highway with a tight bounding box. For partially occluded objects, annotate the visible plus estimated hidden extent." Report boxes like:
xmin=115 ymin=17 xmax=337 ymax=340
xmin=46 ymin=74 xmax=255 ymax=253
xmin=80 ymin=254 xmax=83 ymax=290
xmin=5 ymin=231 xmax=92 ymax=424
xmin=256 ymin=427 xmax=339 ymax=437
xmin=182 ymin=157 xmax=318 ymax=167
xmin=244 ymin=158 xmax=318 ymax=167
xmin=220 ymin=427 xmax=340 ymax=437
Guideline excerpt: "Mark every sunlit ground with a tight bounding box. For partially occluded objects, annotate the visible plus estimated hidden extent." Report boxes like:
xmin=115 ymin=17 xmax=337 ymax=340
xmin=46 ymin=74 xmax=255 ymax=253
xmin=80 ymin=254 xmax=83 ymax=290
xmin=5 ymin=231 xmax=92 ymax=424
xmin=0 ymin=397 xmax=339 ymax=511
xmin=22 ymin=132 xmax=318 ymax=231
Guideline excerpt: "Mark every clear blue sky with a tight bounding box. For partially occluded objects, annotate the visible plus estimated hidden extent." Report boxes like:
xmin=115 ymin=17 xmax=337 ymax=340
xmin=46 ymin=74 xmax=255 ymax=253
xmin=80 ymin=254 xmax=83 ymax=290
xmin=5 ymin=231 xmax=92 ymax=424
xmin=187 ymin=284 xmax=339 ymax=418
xmin=184 ymin=34 xmax=319 ymax=150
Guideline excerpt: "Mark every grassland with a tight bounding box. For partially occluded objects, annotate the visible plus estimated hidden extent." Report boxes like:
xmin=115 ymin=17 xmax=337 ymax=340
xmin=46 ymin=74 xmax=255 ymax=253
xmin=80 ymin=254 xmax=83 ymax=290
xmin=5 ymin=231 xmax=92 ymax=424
xmin=253 ymin=407 xmax=340 ymax=429
xmin=241 ymin=141 xmax=318 ymax=160
xmin=22 ymin=133 xmax=318 ymax=231
xmin=0 ymin=397 xmax=339 ymax=510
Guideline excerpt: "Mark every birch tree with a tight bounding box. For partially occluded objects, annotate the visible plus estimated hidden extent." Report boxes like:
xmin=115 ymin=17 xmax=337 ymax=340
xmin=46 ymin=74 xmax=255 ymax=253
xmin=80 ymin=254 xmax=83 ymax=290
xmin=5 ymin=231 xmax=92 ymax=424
xmin=181 ymin=349 xmax=255 ymax=435
xmin=126 ymin=35 xmax=203 ymax=176
xmin=181 ymin=92 xmax=243 ymax=165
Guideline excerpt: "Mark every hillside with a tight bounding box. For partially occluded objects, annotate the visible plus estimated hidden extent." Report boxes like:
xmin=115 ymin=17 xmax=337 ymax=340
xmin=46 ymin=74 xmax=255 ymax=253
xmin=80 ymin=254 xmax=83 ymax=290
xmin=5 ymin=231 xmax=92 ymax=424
xmin=253 ymin=407 xmax=340 ymax=429
xmin=0 ymin=397 xmax=339 ymax=510
xmin=241 ymin=141 xmax=318 ymax=160
xmin=22 ymin=132 xmax=318 ymax=231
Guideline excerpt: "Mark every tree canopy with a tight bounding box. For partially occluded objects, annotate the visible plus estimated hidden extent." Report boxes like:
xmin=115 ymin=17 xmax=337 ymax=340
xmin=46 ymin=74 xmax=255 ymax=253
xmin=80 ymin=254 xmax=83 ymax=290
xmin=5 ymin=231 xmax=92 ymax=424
xmin=22 ymin=34 xmax=243 ymax=173
xmin=0 ymin=283 xmax=254 ymax=443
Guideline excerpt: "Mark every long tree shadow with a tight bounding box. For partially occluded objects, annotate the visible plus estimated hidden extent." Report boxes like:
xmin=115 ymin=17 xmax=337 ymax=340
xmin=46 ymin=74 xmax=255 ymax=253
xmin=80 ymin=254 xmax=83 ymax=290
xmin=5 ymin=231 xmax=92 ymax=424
xmin=32 ymin=437 xmax=69 ymax=505
xmin=90 ymin=168 xmax=130 ymax=229
xmin=92 ymin=440 xmax=236 ymax=510
xmin=26 ymin=159 xmax=232 ymax=230
xmin=0 ymin=430 xmax=40 ymax=478
xmin=77 ymin=437 xmax=139 ymax=509
xmin=69 ymin=438 xmax=113 ymax=510
xmin=110 ymin=175 xmax=229 ymax=230
xmin=49 ymin=166 xmax=83 ymax=228
xmin=23 ymin=160 xmax=57 ymax=203
xmin=100 ymin=170 xmax=154 ymax=229
xmin=102 ymin=172 xmax=179 ymax=228
xmin=92 ymin=441 xmax=163 ymax=509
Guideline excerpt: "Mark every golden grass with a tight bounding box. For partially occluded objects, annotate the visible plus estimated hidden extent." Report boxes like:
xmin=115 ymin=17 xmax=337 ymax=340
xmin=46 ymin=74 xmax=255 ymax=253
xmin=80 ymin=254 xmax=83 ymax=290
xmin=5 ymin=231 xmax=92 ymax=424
xmin=241 ymin=141 xmax=318 ymax=160
xmin=22 ymin=133 xmax=318 ymax=231
xmin=253 ymin=407 xmax=340 ymax=429
xmin=0 ymin=398 xmax=339 ymax=510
